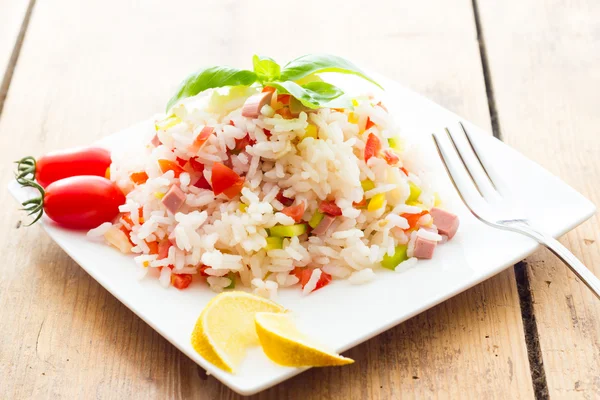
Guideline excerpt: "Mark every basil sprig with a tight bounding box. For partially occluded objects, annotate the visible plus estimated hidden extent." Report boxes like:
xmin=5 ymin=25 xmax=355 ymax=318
xmin=166 ymin=54 xmax=381 ymax=112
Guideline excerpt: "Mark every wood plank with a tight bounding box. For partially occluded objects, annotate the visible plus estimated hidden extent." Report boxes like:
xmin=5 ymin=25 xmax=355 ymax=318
xmin=0 ymin=0 xmax=533 ymax=398
xmin=477 ymin=0 xmax=600 ymax=398
xmin=0 ymin=0 xmax=30 ymax=103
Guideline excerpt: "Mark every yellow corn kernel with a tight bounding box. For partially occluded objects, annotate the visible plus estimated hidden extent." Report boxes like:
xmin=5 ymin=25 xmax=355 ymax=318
xmin=348 ymin=112 xmax=359 ymax=124
xmin=368 ymin=193 xmax=385 ymax=211
xmin=155 ymin=115 xmax=181 ymax=131
xmin=143 ymin=261 xmax=149 ymax=267
xmin=352 ymin=99 xmax=359 ymax=107
xmin=154 ymin=192 xmax=165 ymax=199
xmin=304 ymin=124 xmax=318 ymax=139
xmin=239 ymin=203 xmax=248 ymax=212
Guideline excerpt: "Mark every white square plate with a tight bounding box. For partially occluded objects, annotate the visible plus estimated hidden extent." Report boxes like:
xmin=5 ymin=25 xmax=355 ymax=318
xmin=9 ymin=72 xmax=595 ymax=395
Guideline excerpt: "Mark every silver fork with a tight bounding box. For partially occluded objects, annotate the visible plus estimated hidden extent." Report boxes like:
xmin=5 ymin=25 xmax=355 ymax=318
xmin=432 ymin=122 xmax=600 ymax=299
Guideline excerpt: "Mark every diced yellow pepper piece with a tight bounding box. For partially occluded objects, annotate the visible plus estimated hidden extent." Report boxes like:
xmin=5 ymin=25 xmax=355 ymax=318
xmin=154 ymin=192 xmax=165 ymax=199
xmin=368 ymin=193 xmax=385 ymax=211
xmin=304 ymin=124 xmax=318 ymax=139
xmin=352 ymin=99 xmax=359 ymax=107
xmin=361 ymin=179 xmax=375 ymax=192
xmin=434 ymin=192 xmax=442 ymax=207
xmin=239 ymin=203 xmax=248 ymax=212
xmin=348 ymin=112 xmax=359 ymax=124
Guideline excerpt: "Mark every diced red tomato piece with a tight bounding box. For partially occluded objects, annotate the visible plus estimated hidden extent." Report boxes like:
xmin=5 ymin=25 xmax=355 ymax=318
xmin=365 ymin=117 xmax=376 ymax=131
xmin=400 ymin=167 xmax=409 ymax=175
xmin=158 ymin=240 xmax=170 ymax=260
xmin=189 ymin=126 xmax=214 ymax=153
xmin=189 ymin=157 xmax=204 ymax=172
xmin=211 ymin=162 xmax=244 ymax=198
xmin=172 ymin=274 xmax=192 ymax=290
xmin=278 ymin=94 xmax=291 ymax=105
xmin=277 ymin=107 xmax=293 ymax=119
xmin=146 ymin=241 xmax=159 ymax=255
xmin=314 ymin=271 xmax=332 ymax=291
xmin=402 ymin=211 xmax=428 ymax=230
xmin=262 ymin=86 xmax=276 ymax=93
xmin=189 ymin=159 xmax=211 ymax=189
xmin=176 ymin=157 xmax=187 ymax=167
xmin=264 ymin=129 xmax=272 ymax=138
xmin=293 ymin=267 xmax=311 ymax=287
xmin=158 ymin=159 xmax=184 ymax=178
xmin=364 ymin=133 xmax=382 ymax=163
xmin=319 ymin=200 xmax=342 ymax=216
xmin=276 ymin=191 xmax=293 ymax=207
xmin=281 ymin=202 xmax=306 ymax=223
xmin=353 ymin=198 xmax=367 ymax=208
xmin=232 ymin=134 xmax=256 ymax=154
xmin=198 ymin=265 xmax=209 ymax=276
xmin=292 ymin=267 xmax=331 ymax=291
xmin=382 ymin=149 xmax=399 ymax=165
xmin=130 ymin=171 xmax=149 ymax=185
xmin=229 ymin=120 xmax=235 ymax=126
xmin=119 ymin=226 xmax=134 ymax=245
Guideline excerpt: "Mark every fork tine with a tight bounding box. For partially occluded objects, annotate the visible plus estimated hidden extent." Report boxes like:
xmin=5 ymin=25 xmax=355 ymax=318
xmin=459 ymin=122 xmax=509 ymax=196
xmin=446 ymin=124 xmax=500 ymax=202
xmin=432 ymin=132 xmax=487 ymax=216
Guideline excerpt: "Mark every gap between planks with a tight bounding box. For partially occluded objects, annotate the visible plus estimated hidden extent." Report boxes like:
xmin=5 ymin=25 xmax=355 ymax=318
xmin=471 ymin=0 xmax=550 ymax=399
xmin=0 ymin=0 xmax=37 ymax=118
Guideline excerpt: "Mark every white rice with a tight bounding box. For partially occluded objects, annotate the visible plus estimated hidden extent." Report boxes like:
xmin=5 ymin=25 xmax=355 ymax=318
xmin=99 ymin=87 xmax=452 ymax=295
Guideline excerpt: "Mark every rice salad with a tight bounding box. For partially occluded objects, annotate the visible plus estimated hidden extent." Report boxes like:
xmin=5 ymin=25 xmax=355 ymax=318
xmin=89 ymin=54 xmax=460 ymax=297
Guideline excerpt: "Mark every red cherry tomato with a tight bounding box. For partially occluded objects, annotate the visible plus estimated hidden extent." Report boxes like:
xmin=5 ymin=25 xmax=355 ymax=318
xmin=30 ymin=146 xmax=111 ymax=188
xmin=319 ymin=200 xmax=342 ymax=216
xmin=43 ymin=176 xmax=125 ymax=229
xmin=364 ymin=133 xmax=381 ymax=163
xmin=211 ymin=162 xmax=244 ymax=198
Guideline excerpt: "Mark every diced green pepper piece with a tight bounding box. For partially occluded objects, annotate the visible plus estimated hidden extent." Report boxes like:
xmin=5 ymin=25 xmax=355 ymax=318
xmin=381 ymin=245 xmax=408 ymax=270
xmin=361 ymin=179 xmax=375 ymax=192
xmin=269 ymin=224 xmax=307 ymax=237
xmin=224 ymin=272 xmax=236 ymax=289
xmin=265 ymin=236 xmax=284 ymax=250
xmin=388 ymin=137 xmax=402 ymax=150
xmin=407 ymin=182 xmax=422 ymax=203
xmin=308 ymin=211 xmax=325 ymax=229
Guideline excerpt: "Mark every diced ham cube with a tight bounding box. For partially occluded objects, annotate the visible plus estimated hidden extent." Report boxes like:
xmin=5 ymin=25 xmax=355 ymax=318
xmin=413 ymin=237 xmax=437 ymax=259
xmin=151 ymin=134 xmax=161 ymax=147
xmin=311 ymin=215 xmax=336 ymax=236
xmin=162 ymin=185 xmax=186 ymax=214
xmin=430 ymin=207 xmax=460 ymax=240
xmin=242 ymin=92 xmax=273 ymax=118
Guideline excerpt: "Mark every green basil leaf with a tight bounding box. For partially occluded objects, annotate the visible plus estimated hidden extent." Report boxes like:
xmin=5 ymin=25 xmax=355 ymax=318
xmin=166 ymin=67 xmax=257 ymax=111
xmin=280 ymin=54 xmax=383 ymax=89
xmin=266 ymin=81 xmax=346 ymax=109
xmin=252 ymin=55 xmax=281 ymax=82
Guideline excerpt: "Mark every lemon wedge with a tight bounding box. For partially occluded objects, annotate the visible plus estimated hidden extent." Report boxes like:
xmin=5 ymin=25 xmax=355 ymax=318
xmin=191 ymin=292 xmax=285 ymax=373
xmin=255 ymin=312 xmax=354 ymax=367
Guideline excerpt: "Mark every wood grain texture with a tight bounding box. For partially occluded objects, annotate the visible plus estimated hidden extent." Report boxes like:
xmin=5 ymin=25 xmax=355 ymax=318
xmin=0 ymin=0 xmax=533 ymax=398
xmin=478 ymin=0 xmax=600 ymax=398
xmin=0 ymin=0 xmax=30 ymax=101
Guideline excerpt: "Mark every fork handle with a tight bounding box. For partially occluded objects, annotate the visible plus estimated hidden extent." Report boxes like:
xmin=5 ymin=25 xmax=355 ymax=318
xmin=508 ymin=223 xmax=600 ymax=299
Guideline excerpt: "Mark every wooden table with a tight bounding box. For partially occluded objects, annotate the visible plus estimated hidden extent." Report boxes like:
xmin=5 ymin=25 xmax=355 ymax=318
xmin=1 ymin=1 xmax=598 ymax=398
